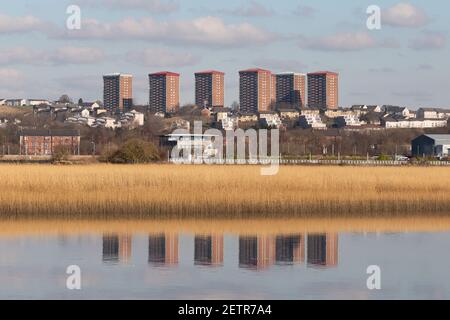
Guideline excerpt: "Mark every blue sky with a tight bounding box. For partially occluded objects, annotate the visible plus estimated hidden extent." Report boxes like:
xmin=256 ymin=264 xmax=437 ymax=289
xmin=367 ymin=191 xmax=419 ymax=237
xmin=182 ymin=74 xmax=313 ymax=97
xmin=0 ymin=0 xmax=449 ymax=108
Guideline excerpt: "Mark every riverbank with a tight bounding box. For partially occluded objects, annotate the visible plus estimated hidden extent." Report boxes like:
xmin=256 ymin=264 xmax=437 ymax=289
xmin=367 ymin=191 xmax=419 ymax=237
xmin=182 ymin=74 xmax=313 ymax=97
xmin=0 ymin=164 xmax=450 ymax=218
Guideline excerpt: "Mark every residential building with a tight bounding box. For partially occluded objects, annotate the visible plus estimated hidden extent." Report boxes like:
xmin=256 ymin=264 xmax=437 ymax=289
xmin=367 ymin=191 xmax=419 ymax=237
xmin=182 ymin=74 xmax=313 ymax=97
xmin=417 ymin=108 xmax=450 ymax=120
xmin=383 ymin=105 xmax=411 ymax=118
xmin=195 ymin=70 xmax=225 ymax=109
xmin=239 ymin=68 xmax=274 ymax=114
xmin=103 ymin=73 xmax=133 ymax=113
xmin=149 ymin=71 xmax=180 ymax=114
xmin=307 ymin=71 xmax=339 ymax=110
xmin=412 ymin=134 xmax=450 ymax=157
xmin=19 ymin=129 xmax=80 ymax=156
xmin=335 ymin=115 xmax=364 ymax=128
xmin=276 ymin=72 xmax=306 ymax=109
xmin=383 ymin=118 xmax=447 ymax=129
xmin=299 ymin=114 xmax=327 ymax=129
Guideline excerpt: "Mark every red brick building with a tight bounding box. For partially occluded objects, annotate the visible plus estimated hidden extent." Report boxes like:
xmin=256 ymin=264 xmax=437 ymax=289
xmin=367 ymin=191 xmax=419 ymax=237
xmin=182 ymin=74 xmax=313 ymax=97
xmin=19 ymin=129 xmax=81 ymax=156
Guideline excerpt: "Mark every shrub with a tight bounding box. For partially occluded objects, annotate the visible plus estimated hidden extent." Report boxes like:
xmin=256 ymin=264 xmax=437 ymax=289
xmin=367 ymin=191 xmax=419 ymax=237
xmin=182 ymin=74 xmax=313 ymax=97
xmin=52 ymin=146 xmax=71 ymax=163
xmin=107 ymin=139 xmax=160 ymax=164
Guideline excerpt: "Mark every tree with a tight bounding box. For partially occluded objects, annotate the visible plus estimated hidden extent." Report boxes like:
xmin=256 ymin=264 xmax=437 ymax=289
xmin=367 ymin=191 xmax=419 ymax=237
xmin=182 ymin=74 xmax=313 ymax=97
xmin=78 ymin=98 xmax=83 ymax=105
xmin=58 ymin=94 xmax=72 ymax=104
xmin=107 ymin=139 xmax=160 ymax=164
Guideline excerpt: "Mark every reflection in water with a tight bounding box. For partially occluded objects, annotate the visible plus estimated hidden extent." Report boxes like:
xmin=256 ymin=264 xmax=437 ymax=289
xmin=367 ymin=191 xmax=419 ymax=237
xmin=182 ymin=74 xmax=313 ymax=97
xmin=194 ymin=235 xmax=224 ymax=266
xmin=101 ymin=232 xmax=339 ymax=270
xmin=102 ymin=234 xmax=132 ymax=264
xmin=275 ymin=235 xmax=304 ymax=265
xmin=239 ymin=236 xmax=276 ymax=270
xmin=148 ymin=234 xmax=178 ymax=266
xmin=307 ymin=234 xmax=338 ymax=267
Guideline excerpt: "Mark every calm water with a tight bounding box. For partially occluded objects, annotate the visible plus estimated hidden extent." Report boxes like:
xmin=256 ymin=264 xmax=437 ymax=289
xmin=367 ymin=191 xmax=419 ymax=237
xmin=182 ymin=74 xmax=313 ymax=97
xmin=1 ymin=227 xmax=450 ymax=299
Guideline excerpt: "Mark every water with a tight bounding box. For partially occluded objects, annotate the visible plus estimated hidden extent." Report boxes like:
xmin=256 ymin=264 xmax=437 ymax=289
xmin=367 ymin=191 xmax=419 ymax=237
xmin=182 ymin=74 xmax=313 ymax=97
xmin=1 ymin=224 xmax=450 ymax=299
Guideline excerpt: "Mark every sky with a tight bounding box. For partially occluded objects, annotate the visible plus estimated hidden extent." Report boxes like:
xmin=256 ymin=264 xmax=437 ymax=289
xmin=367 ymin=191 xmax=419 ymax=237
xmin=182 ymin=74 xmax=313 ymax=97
xmin=0 ymin=0 xmax=449 ymax=109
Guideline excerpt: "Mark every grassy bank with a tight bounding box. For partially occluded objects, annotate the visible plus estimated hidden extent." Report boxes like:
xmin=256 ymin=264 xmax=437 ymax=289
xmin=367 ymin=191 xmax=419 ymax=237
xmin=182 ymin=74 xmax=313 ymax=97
xmin=0 ymin=164 xmax=450 ymax=218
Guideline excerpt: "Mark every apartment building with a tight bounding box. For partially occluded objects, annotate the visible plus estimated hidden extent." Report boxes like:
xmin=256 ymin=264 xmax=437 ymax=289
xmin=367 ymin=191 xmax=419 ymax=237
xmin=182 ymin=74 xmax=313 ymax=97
xmin=239 ymin=68 xmax=275 ymax=114
xmin=19 ymin=129 xmax=81 ymax=156
xmin=103 ymin=73 xmax=133 ymax=113
xmin=276 ymin=72 xmax=306 ymax=109
xmin=195 ymin=70 xmax=225 ymax=109
xmin=149 ymin=71 xmax=180 ymax=114
xmin=307 ymin=71 xmax=339 ymax=110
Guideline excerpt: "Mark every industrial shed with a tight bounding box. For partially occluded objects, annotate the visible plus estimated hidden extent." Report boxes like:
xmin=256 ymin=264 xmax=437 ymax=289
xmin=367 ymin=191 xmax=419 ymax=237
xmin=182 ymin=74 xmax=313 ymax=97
xmin=411 ymin=134 xmax=450 ymax=157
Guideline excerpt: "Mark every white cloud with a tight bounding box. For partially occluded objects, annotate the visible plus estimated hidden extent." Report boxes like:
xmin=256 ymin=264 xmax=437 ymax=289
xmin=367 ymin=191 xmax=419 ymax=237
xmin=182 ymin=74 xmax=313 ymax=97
xmin=218 ymin=1 xmax=274 ymax=17
xmin=300 ymin=32 xmax=377 ymax=51
xmin=77 ymin=0 xmax=179 ymax=13
xmin=293 ymin=5 xmax=316 ymax=18
xmin=383 ymin=3 xmax=429 ymax=28
xmin=409 ymin=32 xmax=447 ymax=50
xmin=60 ymin=16 xmax=277 ymax=47
xmin=126 ymin=48 xmax=200 ymax=68
xmin=52 ymin=47 xmax=105 ymax=64
xmin=0 ymin=47 xmax=105 ymax=65
xmin=0 ymin=13 xmax=47 ymax=33
xmin=0 ymin=68 xmax=24 ymax=89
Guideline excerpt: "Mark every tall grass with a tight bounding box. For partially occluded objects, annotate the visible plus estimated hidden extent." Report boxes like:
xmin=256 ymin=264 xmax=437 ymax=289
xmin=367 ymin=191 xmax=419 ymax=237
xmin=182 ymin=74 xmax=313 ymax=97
xmin=2 ymin=217 xmax=450 ymax=237
xmin=1 ymin=164 xmax=450 ymax=219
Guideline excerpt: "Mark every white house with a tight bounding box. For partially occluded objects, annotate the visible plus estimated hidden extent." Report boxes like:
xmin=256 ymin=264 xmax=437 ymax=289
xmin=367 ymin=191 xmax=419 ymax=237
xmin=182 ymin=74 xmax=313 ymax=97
xmin=299 ymin=115 xmax=327 ymax=129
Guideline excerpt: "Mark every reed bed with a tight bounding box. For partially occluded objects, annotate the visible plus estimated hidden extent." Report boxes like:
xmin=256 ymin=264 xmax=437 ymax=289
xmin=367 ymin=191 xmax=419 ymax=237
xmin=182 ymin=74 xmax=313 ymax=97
xmin=2 ymin=217 xmax=450 ymax=238
xmin=0 ymin=164 xmax=450 ymax=219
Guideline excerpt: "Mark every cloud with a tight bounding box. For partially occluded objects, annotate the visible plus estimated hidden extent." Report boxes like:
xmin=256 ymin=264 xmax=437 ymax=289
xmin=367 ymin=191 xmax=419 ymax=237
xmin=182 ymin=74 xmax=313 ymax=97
xmin=383 ymin=3 xmax=429 ymax=28
xmin=59 ymin=16 xmax=277 ymax=47
xmin=218 ymin=1 xmax=275 ymax=17
xmin=293 ymin=5 xmax=316 ymax=18
xmin=0 ymin=47 xmax=105 ymax=65
xmin=369 ymin=67 xmax=396 ymax=73
xmin=0 ymin=68 xmax=24 ymax=88
xmin=0 ymin=13 xmax=48 ymax=33
xmin=417 ymin=64 xmax=433 ymax=70
xmin=409 ymin=31 xmax=447 ymax=50
xmin=77 ymin=0 xmax=179 ymax=13
xmin=126 ymin=48 xmax=200 ymax=68
xmin=252 ymin=58 xmax=307 ymax=72
xmin=300 ymin=32 xmax=377 ymax=51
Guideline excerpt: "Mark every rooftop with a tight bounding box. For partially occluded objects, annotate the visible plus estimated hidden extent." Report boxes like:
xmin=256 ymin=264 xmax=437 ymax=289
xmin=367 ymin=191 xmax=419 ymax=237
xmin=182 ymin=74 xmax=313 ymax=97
xmin=195 ymin=70 xmax=225 ymax=75
xmin=19 ymin=129 xmax=81 ymax=137
xmin=149 ymin=71 xmax=180 ymax=77
xmin=421 ymin=134 xmax=450 ymax=144
xmin=239 ymin=68 xmax=271 ymax=73
xmin=307 ymin=71 xmax=339 ymax=76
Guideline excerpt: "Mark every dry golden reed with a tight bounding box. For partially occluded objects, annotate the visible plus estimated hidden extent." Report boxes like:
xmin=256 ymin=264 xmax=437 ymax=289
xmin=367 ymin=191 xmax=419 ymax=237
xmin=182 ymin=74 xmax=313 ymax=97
xmin=1 ymin=164 xmax=450 ymax=218
xmin=2 ymin=217 xmax=450 ymax=238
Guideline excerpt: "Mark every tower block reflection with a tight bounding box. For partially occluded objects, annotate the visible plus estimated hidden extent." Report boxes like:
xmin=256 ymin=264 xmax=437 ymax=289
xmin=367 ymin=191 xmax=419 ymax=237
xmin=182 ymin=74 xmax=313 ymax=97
xmin=306 ymin=233 xmax=338 ymax=267
xmin=275 ymin=234 xmax=304 ymax=265
xmin=194 ymin=235 xmax=224 ymax=266
xmin=239 ymin=236 xmax=276 ymax=270
xmin=102 ymin=234 xmax=132 ymax=264
xmin=148 ymin=233 xmax=179 ymax=266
